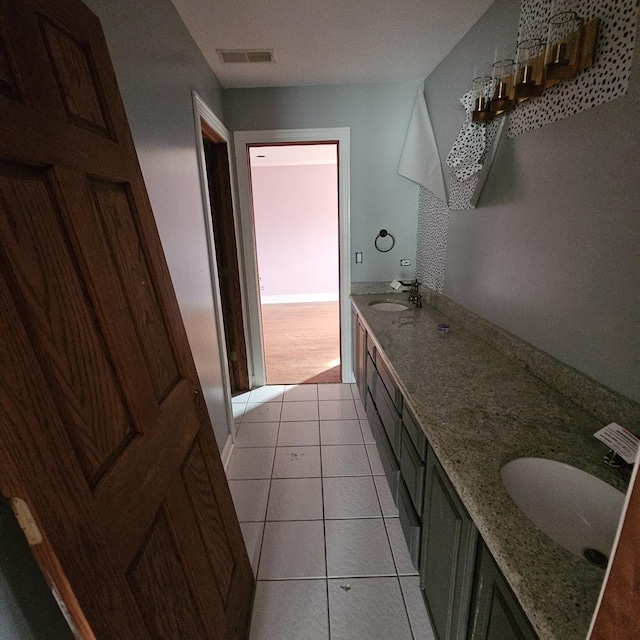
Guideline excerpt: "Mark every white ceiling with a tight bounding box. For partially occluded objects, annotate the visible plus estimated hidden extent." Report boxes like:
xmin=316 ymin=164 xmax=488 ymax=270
xmin=170 ymin=0 xmax=494 ymax=89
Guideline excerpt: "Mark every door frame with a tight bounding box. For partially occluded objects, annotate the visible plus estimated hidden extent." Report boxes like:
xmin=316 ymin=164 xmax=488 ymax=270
xmin=234 ymin=128 xmax=353 ymax=386
xmin=191 ymin=91 xmax=247 ymax=461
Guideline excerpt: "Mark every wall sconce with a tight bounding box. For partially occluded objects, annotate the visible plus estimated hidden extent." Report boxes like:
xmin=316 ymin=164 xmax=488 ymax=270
xmin=515 ymin=38 xmax=545 ymax=100
xmin=462 ymin=8 xmax=599 ymax=124
xmin=492 ymin=58 xmax=516 ymax=114
xmin=545 ymin=11 xmax=583 ymax=81
xmin=471 ymin=74 xmax=494 ymax=122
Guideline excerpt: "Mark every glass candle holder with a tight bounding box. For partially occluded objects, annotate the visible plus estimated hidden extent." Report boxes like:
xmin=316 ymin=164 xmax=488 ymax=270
xmin=471 ymin=75 xmax=494 ymax=122
xmin=545 ymin=11 xmax=583 ymax=81
xmin=492 ymin=58 xmax=516 ymax=114
xmin=515 ymin=38 xmax=545 ymax=99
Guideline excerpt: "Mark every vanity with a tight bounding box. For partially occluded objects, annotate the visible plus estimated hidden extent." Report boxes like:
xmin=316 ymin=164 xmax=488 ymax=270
xmin=351 ymin=291 xmax=636 ymax=640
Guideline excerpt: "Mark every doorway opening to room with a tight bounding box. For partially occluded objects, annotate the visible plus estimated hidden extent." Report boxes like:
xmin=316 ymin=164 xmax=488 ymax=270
xmin=248 ymin=143 xmax=341 ymax=384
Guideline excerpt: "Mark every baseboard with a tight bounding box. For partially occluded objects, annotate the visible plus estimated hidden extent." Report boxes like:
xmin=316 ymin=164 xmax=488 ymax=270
xmin=221 ymin=433 xmax=235 ymax=470
xmin=261 ymin=293 xmax=339 ymax=304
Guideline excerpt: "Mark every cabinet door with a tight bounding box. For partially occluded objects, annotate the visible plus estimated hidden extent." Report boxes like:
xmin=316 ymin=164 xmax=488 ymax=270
xmin=421 ymin=449 xmax=477 ymax=640
xmin=468 ymin=542 xmax=538 ymax=640
xmin=352 ymin=310 xmax=367 ymax=403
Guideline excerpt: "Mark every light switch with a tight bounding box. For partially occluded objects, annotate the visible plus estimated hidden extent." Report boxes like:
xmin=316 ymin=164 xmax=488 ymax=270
xmin=355 ymin=252 xmax=363 ymax=264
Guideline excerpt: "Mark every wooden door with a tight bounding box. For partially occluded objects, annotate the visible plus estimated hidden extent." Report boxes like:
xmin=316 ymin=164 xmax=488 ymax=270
xmin=202 ymin=135 xmax=250 ymax=394
xmin=0 ymin=0 xmax=254 ymax=638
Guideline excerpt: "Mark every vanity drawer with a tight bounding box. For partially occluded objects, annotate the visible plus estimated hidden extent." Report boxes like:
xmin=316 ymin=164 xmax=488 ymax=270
xmin=402 ymin=403 xmax=427 ymax=461
xmin=374 ymin=374 xmax=401 ymax=457
xmin=366 ymin=354 xmax=376 ymax=400
xmin=398 ymin=478 xmax=421 ymax=569
xmin=367 ymin=392 xmax=400 ymax=501
xmin=400 ymin=429 xmax=425 ymax=515
xmin=367 ymin=333 xmax=376 ymax=359
xmin=376 ymin=353 xmax=402 ymax=411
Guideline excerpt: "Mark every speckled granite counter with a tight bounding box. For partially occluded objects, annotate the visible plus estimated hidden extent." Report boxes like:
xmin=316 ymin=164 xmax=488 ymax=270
xmin=351 ymin=293 xmax=630 ymax=640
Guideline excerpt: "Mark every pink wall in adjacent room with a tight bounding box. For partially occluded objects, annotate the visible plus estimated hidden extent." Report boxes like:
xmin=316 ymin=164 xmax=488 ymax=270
xmin=251 ymin=162 xmax=339 ymax=299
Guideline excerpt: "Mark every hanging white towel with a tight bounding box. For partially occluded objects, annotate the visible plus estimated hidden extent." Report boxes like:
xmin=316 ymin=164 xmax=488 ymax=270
xmin=398 ymin=88 xmax=447 ymax=204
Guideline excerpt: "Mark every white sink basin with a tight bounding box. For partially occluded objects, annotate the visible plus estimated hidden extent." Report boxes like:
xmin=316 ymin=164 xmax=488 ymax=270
xmin=369 ymin=301 xmax=409 ymax=312
xmin=500 ymin=457 xmax=625 ymax=565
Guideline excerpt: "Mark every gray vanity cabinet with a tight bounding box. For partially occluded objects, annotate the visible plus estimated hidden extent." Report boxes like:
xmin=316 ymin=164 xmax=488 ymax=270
xmin=421 ymin=447 xmax=478 ymax=640
xmin=467 ymin=541 xmax=537 ymax=640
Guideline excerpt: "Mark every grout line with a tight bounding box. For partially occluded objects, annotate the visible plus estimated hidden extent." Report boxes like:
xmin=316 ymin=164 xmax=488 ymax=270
xmin=318 ymin=420 xmax=332 ymax=640
xmin=252 ymin=423 xmax=280 ymax=581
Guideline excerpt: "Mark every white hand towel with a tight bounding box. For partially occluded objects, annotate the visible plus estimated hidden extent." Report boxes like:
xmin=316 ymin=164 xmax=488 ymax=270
xmin=398 ymin=88 xmax=447 ymax=204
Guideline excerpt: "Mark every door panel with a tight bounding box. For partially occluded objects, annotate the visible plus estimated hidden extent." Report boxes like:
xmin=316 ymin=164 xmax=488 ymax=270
xmin=0 ymin=0 xmax=253 ymax=638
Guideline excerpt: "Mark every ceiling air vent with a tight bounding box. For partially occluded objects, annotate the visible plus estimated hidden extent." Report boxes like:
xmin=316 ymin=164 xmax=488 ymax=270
xmin=217 ymin=49 xmax=274 ymax=63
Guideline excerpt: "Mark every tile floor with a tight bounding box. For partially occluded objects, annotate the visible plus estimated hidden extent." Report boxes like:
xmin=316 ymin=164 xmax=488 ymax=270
xmin=229 ymin=383 xmax=436 ymax=640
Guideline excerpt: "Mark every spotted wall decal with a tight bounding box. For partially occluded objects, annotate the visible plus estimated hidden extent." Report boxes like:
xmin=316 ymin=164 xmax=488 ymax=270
xmin=447 ymin=113 xmax=506 ymax=211
xmin=416 ymin=187 xmax=448 ymax=293
xmin=446 ymin=91 xmax=487 ymax=181
xmin=508 ymin=0 xmax=638 ymax=137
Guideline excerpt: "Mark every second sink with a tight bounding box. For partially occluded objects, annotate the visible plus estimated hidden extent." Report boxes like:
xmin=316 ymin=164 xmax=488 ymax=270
xmin=501 ymin=457 xmax=625 ymax=565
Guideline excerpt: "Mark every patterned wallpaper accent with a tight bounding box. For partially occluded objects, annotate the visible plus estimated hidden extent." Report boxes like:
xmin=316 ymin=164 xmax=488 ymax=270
xmin=415 ymin=187 xmax=448 ymax=293
xmin=508 ymin=0 xmax=638 ymax=137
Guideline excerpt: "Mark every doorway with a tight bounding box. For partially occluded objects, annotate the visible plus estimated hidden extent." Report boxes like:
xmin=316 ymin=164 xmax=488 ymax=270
xmin=248 ymin=143 xmax=340 ymax=384
xmin=233 ymin=128 xmax=353 ymax=388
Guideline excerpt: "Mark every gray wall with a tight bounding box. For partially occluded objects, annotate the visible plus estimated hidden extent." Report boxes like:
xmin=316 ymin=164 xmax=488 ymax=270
xmin=424 ymin=0 xmax=640 ymax=402
xmin=85 ymin=0 xmax=232 ymax=445
xmin=224 ymin=83 xmax=421 ymax=283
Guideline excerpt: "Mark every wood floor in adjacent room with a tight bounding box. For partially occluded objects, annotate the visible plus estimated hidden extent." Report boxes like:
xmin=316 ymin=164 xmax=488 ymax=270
xmin=261 ymin=301 xmax=341 ymax=384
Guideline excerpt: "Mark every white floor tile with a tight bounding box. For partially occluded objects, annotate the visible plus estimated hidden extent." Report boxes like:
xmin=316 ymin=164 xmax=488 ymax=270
xmin=281 ymin=400 xmax=319 ymax=422
xmin=366 ymin=444 xmax=385 ymax=476
xmin=359 ymin=418 xmax=376 ymax=444
xmin=229 ymin=479 xmax=271 ymax=522
xmin=232 ymin=391 xmax=251 ymax=404
xmin=277 ymin=421 xmax=320 ymax=446
xmin=320 ymin=420 xmax=364 ymax=445
xmin=325 ymin=519 xmax=395 ymax=578
xmin=349 ymin=382 xmax=359 ymax=399
xmin=234 ymin=422 xmax=279 ymax=448
xmin=321 ymin=445 xmax=372 ymax=477
xmin=323 ymin=477 xmax=382 ymax=519
xmin=328 ymin=577 xmax=413 ymax=640
xmin=273 ymin=446 xmax=321 ymax=478
xmin=400 ymin=576 xmax=437 ymax=640
xmin=248 ymin=385 xmax=285 ymax=403
xmin=283 ymin=384 xmax=318 ymax=401
xmin=385 ymin=518 xmax=419 ymax=576
xmin=242 ymin=402 xmax=282 ymax=423
xmin=250 ymin=580 xmax=329 ymax=640
xmin=319 ymin=399 xmax=358 ymax=420
xmin=259 ymin=520 xmax=326 ymax=579
xmin=227 ymin=448 xmax=275 ymax=480
xmin=318 ymin=383 xmax=354 ymax=400
xmin=240 ymin=521 xmax=264 ymax=576
xmin=232 ymin=402 xmax=247 ymax=424
xmin=267 ymin=478 xmax=323 ymax=521
xmin=354 ymin=398 xmax=367 ymax=420
xmin=374 ymin=476 xmax=399 ymax=517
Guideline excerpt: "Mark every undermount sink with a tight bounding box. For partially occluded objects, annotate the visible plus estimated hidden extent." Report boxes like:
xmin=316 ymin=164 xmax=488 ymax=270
xmin=368 ymin=301 xmax=409 ymax=312
xmin=500 ymin=457 xmax=625 ymax=565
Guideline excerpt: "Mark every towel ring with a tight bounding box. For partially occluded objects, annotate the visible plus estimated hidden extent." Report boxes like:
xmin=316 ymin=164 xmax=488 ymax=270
xmin=374 ymin=229 xmax=395 ymax=253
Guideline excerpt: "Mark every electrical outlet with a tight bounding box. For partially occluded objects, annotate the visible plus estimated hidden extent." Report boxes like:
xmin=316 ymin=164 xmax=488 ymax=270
xmin=400 ymin=259 xmax=411 ymax=266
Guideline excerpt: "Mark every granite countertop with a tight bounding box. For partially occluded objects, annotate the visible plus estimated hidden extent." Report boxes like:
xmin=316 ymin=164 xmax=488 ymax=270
xmin=351 ymin=293 xmax=627 ymax=640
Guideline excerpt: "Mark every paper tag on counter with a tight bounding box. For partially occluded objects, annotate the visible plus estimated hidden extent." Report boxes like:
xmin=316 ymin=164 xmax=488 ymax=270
xmin=390 ymin=279 xmax=402 ymax=290
xmin=593 ymin=423 xmax=640 ymax=464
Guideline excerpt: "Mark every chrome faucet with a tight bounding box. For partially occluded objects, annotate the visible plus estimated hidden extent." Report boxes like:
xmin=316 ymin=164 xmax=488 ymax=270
xmin=400 ymin=279 xmax=422 ymax=308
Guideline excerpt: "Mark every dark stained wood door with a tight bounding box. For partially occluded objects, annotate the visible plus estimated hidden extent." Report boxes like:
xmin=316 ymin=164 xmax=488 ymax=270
xmin=0 ymin=0 xmax=253 ymax=638
xmin=202 ymin=135 xmax=249 ymax=394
